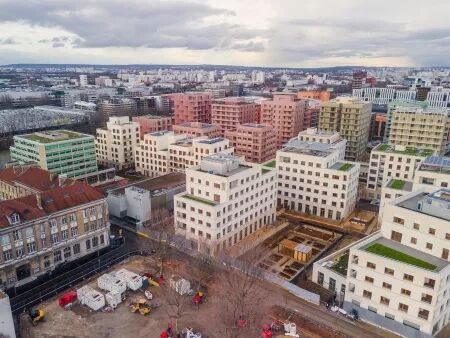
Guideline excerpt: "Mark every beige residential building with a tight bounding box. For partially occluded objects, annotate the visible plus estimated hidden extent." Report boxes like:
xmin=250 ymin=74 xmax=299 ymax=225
xmin=389 ymin=107 xmax=449 ymax=155
xmin=260 ymin=94 xmax=307 ymax=148
xmin=95 ymin=116 xmax=140 ymax=171
xmin=319 ymin=97 xmax=372 ymax=161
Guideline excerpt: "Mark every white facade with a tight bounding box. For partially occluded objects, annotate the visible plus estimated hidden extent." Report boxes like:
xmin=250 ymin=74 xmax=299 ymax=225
xmin=276 ymin=135 xmax=359 ymax=221
xmin=174 ymin=154 xmax=277 ymax=255
xmin=135 ymin=131 xmax=233 ymax=177
xmin=413 ymin=156 xmax=450 ymax=191
xmin=79 ymin=74 xmax=88 ymax=87
xmin=0 ymin=291 xmax=16 ymax=338
xmin=353 ymin=87 xmax=416 ymax=105
xmin=95 ymin=116 xmax=140 ymax=171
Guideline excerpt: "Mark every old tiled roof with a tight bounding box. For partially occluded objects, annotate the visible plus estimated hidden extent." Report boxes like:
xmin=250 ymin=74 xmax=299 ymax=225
xmin=0 ymin=199 xmax=46 ymax=228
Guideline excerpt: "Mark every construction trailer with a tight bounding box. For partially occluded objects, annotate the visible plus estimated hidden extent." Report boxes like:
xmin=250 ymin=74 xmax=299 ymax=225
xmin=170 ymin=276 xmax=192 ymax=295
xmin=76 ymin=286 xmax=105 ymax=311
xmin=278 ymin=239 xmax=313 ymax=262
xmin=105 ymin=291 xmax=122 ymax=309
xmin=114 ymin=269 xmax=143 ymax=291
xmin=98 ymin=273 xmax=127 ymax=294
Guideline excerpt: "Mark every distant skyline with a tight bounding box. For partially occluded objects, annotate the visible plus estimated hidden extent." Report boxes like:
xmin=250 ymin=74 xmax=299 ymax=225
xmin=0 ymin=0 xmax=450 ymax=67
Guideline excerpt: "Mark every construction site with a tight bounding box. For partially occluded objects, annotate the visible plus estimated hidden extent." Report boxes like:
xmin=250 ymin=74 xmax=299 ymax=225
xmin=19 ymin=253 xmax=361 ymax=338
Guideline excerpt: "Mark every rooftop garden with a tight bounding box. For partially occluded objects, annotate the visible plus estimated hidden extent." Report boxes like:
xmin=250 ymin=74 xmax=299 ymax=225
xmin=182 ymin=194 xmax=216 ymax=206
xmin=23 ymin=130 xmax=85 ymax=144
xmin=375 ymin=143 xmax=433 ymax=157
xmin=390 ymin=179 xmax=406 ymax=190
xmin=263 ymin=160 xmax=276 ymax=168
xmin=262 ymin=168 xmax=271 ymax=175
xmin=330 ymin=252 xmax=349 ymax=276
xmin=338 ymin=163 xmax=353 ymax=171
xmin=365 ymin=243 xmax=437 ymax=270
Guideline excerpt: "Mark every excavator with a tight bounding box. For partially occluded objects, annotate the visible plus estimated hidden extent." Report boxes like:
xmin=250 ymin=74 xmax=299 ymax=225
xmin=130 ymin=299 xmax=152 ymax=315
xmin=29 ymin=308 xmax=45 ymax=326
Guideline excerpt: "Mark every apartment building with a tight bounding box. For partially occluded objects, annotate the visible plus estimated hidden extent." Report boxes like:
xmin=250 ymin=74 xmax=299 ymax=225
xmin=298 ymin=90 xmax=332 ymax=101
xmin=172 ymin=122 xmax=221 ymax=138
xmin=224 ymin=123 xmax=277 ymax=163
xmin=169 ymin=92 xmax=213 ymax=124
xmin=10 ymin=130 xmax=98 ymax=179
xmin=0 ymin=181 xmax=110 ymax=288
xmin=132 ymin=115 xmax=173 ymax=138
xmin=384 ymin=100 xmax=426 ymax=142
xmin=0 ymin=166 xmax=73 ymax=201
xmin=319 ymin=97 xmax=372 ymax=161
xmin=99 ymin=98 xmax=137 ymax=120
xmin=353 ymin=87 xmax=417 ymax=105
xmin=135 ymin=131 xmax=233 ymax=177
xmin=95 ymin=116 xmax=140 ymax=171
xmin=344 ymin=189 xmax=450 ymax=337
xmin=260 ymin=94 xmax=307 ymax=148
xmin=366 ymin=144 xmax=432 ymax=200
xmin=413 ymin=156 xmax=450 ymax=191
xmin=211 ymin=97 xmax=256 ymax=134
xmin=174 ymin=154 xmax=277 ymax=255
xmin=389 ymin=107 xmax=449 ymax=155
xmin=276 ymin=133 xmax=359 ymax=221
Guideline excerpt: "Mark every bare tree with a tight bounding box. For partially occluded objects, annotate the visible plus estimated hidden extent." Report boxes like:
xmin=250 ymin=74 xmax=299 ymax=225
xmin=190 ymin=255 xmax=216 ymax=293
xmin=162 ymin=277 xmax=190 ymax=334
xmin=150 ymin=208 xmax=174 ymax=275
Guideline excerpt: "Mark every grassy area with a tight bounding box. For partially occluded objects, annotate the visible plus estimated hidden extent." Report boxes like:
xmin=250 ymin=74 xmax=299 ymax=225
xmin=23 ymin=130 xmax=85 ymax=143
xmin=263 ymin=160 xmax=276 ymax=168
xmin=330 ymin=252 xmax=349 ymax=276
xmin=376 ymin=144 xmax=389 ymax=151
xmin=338 ymin=163 xmax=353 ymax=171
xmin=366 ymin=243 xmax=436 ymax=270
xmin=262 ymin=168 xmax=271 ymax=174
xmin=375 ymin=143 xmax=433 ymax=157
xmin=182 ymin=194 xmax=216 ymax=206
xmin=390 ymin=179 xmax=406 ymax=190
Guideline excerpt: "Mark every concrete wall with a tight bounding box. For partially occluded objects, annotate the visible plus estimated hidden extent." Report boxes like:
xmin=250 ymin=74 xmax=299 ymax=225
xmin=0 ymin=292 xmax=16 ymax=338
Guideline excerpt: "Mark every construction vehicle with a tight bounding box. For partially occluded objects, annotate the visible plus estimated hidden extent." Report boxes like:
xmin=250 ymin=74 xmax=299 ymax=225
xmin=28 ymin=308 xmax=45 ymax=326
xmin=130 ymin=299 xmax=152 ymax=315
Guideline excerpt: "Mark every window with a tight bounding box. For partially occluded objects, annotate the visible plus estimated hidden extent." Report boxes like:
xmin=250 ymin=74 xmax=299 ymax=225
xmin=73 ymin=243 xmax=81 ymax=255
xmin=391 ymin=231 xmax=402 ymax=242
xmin=393 ymin=217 xmax=404 ymax=225
xmin=2 ymin=249 xmax=12 ymax=261
xmin=385 ymin=267 xmax=394 ymax=275
xmin=401 ymin=288 xmax=411 ymax=296
xmin=54 ymin=250 xmax=62 ymax=263
xmin=410 ymin=237 xmax=417 ymax=244
xmin=426 ymin=242 xmax=433 ymax=250
xmin=63 ymin=247 xmax=71 ymax=259
xmin=428 ymin=228 xmax=435 ymax=235
xmin=51 ymin=233 xmax=59 ymax=244
xmin=413 ymin=223 xmax=420 ymax=230
xmin=13 ymin=230 xmax=22 ymax=241
xmin=442 ymin=248 xmax=449 ymax=260
xmin=27 ymin=242 xmax=36 ymax=254
xmin=424 ymin=278 xmax=435 ymax=289
xmin=382 ymin=282 xmax=392 ymax=290
xmin=398 ymin=303 xmax=408 ymax=313
xmin=403 ymin=274 xmax=414 ymax=282
xmin=366 ymin=262 xmax=376 ymax=269
xmin=421 ymin=293 xmax=432 ymax=304
xmin=365 ymin=276 xmax=374 ymax=283
xmin=71 ymin=227 xmax=78 ymax=237
xmin=15 ymin=247 xmax=23 ymax=257
xmin=92 ymin=237 xmax=99 ymax=247
xmin=363 ymin=290 xmax=372 ymax=299
xmin=380 ymin=296 xmax=390 ymax=306
xmin=61 ymin=230 xmax=68 ymax=241
xmin=100 ymin=234 xmax=105 ymax=245
xmin=85 ymin=239 xmax=91 ymax=250
xmin=418 ymin=308 xmax=429 ymax=320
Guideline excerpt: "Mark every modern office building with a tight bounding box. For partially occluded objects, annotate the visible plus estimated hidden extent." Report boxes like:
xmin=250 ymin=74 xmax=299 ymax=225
xmin=211 ymin=97 xmax=256 ymax=135
xmin=224 ymin=123 xmax=277 ymax=163
xmin=366 ymin=144 xmax=433 ymax=200
xmin=388 ymin=106 xmax=449 ymax=155
xmin=172 ymin=122 xmax=221 ymax=138
xmin=99 ymin=98 xmax=138 ymax=120
xmin=173 ymin=154 xmax=277 ymax=255
xmin=10 ymin=130 xmax=98 ymax=179
xmin=132 ymin=115 xmax=173 ymax=138
xmin=276 ymin=131 xmax=359 ymax=221
xmin=169 ymin=92 xmax=213 ymax=125
xmin=260 ymin=94 xmax=307 ymax=148
xmin=95 ymin=116 xmax=140 ymax=171
xmin=319 ymin=97 xmax=372 ymax=161
xmin=0 ymin=181 xmax=110 ymax=288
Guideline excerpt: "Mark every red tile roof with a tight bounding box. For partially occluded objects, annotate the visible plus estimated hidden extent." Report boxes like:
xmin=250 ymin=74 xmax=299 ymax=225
xmin=0 ymin=199 xmax=46 ymax=228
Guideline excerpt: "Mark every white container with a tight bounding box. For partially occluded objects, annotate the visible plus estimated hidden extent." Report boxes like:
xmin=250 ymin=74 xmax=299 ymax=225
xmin=76 ymin=286 xmax=105 ymax=311
xmin=105 ymin=291 xmax=122 ymax=309
xmin=170 ymin=276 xmax=192 ymax=295
xmin=114 ymin=269 xmax=143 ymax=291
xmin=98 ymin=273 xmax=127 ymax=294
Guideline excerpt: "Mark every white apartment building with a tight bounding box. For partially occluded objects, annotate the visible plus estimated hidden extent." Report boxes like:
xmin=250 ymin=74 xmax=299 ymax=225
xmin=135 ymin=131 xmax=233 ymax=177
xmin=276 ymin=134 xmax=359 ymax=221
xmin=366 ymin=144 xmax=432 ymax=200
xmin=413 ymin=156 xmax=450 ymax=191
xmin=174 ymin=154 xmax=277 ymax=255
xmin=297 ymin=128 xmax=346 ymax=159
xmin=95 ymin=116 xmax=140 ymax=171
xmin=353 ymin=87 xmax=417 ymax=105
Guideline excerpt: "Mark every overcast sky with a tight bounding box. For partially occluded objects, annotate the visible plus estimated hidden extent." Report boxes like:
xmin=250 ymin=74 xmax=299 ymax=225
xmin=0 ymin=0 xmax=450 ymax=67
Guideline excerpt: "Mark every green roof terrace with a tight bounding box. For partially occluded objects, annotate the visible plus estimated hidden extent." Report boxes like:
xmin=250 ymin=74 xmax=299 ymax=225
xmin=19 ymin=130 xmax=92 ymax=144
xmin=182 ymin=194 xmax=217 ymax=206
xmin=374 ymin=143 xmax=434 ymax=157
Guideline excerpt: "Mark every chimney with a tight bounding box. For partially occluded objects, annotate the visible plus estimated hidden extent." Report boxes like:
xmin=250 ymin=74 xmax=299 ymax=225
xmin=36 ymin=194 xmax=43 ymax=209
xmin=49 ymin=172 xmax=55 ymax=181
xmin=58 ymin=174 xmax=68 ymax=187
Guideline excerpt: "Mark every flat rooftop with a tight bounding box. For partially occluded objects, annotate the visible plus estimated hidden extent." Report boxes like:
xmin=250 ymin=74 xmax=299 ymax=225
xmin=110 ymin=172 xmax=185 ymax=196
xmin=241 ymin=123 xmax=267 ymax=128
xmin=374 ymin=143 xmax=434 ymax=157
xmin=197 ymin=137 xmax=225 ymax=144
xmin=17 ymin=130 xmax=93 ymax=143
xmin=281 ymin=140 xmax=334 ymax=157
xmin=330 ymin=162 xmax=354 ymax=171
xmin=178 ymin=122 xmax=215 ymax=129
xmin=386 ymin=179 xmax=414 ymax=191
xmin=397 ymin=189 xmax=450 ymax=221
xmin=149 ymin=130 xmax=170 ymax=137
xmin=418 ymin=156 xmax=450 ymax=174
xmin=361 ymin=237 xmax=448 ymax=272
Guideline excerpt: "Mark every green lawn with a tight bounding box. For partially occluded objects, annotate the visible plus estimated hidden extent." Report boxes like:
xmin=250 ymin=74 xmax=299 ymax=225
xmin=182 ymin=194 xmax=216 ymax=206
xmin=338 ymin=163 xmax=353 ymax=171
xmin=366 ymin=243 xmax=436 ymax=270
xmin=23 ymin=130 xmax=85 ymax=143
xmin=262 ymin=168 xmax=271 ymax=174
xmin=376 ymin=144 xmax=389 ymax=151
xmin=330 ymin=252 xmax=349 ymax=276
xmin=390 ymin=179 xmax=405 ymax=190
xmin=263 ymin=160 xmax=276 ymax=168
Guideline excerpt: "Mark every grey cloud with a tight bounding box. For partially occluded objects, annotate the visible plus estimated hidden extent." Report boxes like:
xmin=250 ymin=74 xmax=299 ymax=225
xmin=0 ymin=37 xmax=17 ymax=45
xmin=52 ymin=42 xmax=65 ymax=48
xmin=0 ymin=0 xmax=262 ymax=52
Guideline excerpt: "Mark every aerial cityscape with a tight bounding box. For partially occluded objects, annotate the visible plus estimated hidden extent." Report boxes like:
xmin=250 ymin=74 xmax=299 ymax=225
xmin=0 ymin=1 xmax=449 ymax=338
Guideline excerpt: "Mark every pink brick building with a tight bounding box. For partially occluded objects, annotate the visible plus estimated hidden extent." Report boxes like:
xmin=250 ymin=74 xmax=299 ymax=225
xmin=169 ymin=92 xmax=213 ymax=125
xmin=172 ymin=122 xmax=221 ymax=138
xmin=260 ymin=94 xmax=307 ymax=148
xmin=224 ymin=123 xmax=277 ymax=163
xmin=132 ymin=115 xmax=173 ymax=138
xmin=211 ymin=97 xmax=256 ymax=135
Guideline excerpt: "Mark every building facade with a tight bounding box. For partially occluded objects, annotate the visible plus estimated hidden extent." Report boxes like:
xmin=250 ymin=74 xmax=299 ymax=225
xmin=95 ymin=116 xmax=140 ymax=171
xmin=169 ymin=92 xmax=213 ymax=125
xmin=260 ymin=94 xmax=307 ymax=148
xmin=298 ymin=90 xmax=332 ymax=101
xmin=224 ymin=123 xmax=277 ymax=163
xmin=10 ymin=130 xmax=98 ymax=179
xmin=319 ymin=97 xmax=372 ymax=161
xmin=172 ymin=122 xmax=221 ymax=138
xmin=132 ymin=115 xmax=173 ymax=138
xmin=211 ymin=97 xmax=256 ymax=134
xmin=174 ymin=154 xmax=277 ymax=255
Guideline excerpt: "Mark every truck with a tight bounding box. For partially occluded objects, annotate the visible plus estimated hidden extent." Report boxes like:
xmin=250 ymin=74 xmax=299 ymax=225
xmin=76 ymin=286 xmax=105 ymax=311
xmin=98 ymin=273 xmax=127 ymax=294
xmin=113 ymin=269 xmax=143 ymax=291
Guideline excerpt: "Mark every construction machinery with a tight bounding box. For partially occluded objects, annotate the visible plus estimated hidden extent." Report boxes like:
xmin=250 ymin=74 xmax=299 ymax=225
xmin=28 ymin=308 xmax=45 ymax=326
xmin=130 ymin=299 xmax=152 ymax=315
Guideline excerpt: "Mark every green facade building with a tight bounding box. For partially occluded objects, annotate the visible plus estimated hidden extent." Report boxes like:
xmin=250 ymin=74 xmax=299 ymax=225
xmin=10 ymin=130 xmax=98 ymax=178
